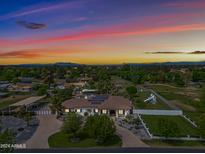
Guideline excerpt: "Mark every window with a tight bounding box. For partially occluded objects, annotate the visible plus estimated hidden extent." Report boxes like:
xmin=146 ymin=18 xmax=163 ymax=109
xmin=102 ymin=109 xmax=107 ymax=114
xmin=77 ymin=109 xmax=81 ymax=113
xmin=65 ymin=109 xmax=69 ymax=112
xmin=118 ymin=110 xmax=124 ymax=115
xmin=95 ymin=109 xmax=98 ymax=113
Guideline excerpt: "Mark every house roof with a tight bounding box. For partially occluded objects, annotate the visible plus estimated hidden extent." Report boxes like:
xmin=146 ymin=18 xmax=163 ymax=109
xmin=99 ymin=96 xmax=132 ymax=110
xmin=10 ymin=95 xmax=46 ymax=107
xmin=62 ymin=96 xmax=132 ymax=110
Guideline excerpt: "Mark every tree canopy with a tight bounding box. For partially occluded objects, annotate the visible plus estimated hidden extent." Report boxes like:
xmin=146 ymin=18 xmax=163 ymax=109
xmin=84 ymin=114 xmax=116 ymax=143
xmin=61 ymin=112 xmax=82 ymax=136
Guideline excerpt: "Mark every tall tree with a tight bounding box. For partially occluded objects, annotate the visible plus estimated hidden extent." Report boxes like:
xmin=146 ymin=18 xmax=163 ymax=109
xmin=61 ymin=112 xmax=82 ymax=138
xmin=50 ymin=95 xmax=63 ymax=116
xmin=84 ymin=114 xmax=116 ymax=143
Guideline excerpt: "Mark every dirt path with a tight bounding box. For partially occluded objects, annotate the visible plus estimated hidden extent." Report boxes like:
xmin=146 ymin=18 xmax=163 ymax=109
xmin=115 ymin=124 xmax=149 ymax=147
xmin=25 ymin=115 xmax=62 ymax=149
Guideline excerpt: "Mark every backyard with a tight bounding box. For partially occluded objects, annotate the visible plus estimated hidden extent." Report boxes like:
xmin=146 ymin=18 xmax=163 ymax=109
xmin=132 ymin=89 xmax=170 ymax=110
xmin=146 ymin=84 xmax=205 ymax=129
xmin=147 ymin=84 xmax=203 ymax=111
xmin=142 ymin=115 xmax=200 ymax=137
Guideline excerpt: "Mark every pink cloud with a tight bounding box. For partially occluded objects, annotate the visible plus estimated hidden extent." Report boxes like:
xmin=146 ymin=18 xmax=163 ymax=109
xmin=21 ymin=23 xmax=205 ymax=45
xmin=163 ymin=1 xmax=205 ymax=9
xmin=1 ymin=11 xmax=205 ymax=48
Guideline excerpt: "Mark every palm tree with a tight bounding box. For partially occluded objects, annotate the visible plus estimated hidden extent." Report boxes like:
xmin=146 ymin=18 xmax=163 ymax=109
xmin=50 ymin=95 xmax=63 ymax=117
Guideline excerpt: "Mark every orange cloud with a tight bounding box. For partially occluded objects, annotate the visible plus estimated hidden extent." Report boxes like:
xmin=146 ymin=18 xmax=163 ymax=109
xmin=0 ymin=50 xmax=42 ymax=58
xmin=0 ymin=47 xmax=99 ymax=59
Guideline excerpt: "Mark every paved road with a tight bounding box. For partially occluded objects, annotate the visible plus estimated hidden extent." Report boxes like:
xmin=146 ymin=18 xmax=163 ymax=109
xmin=115 ymin=124 xmax=149 ymax=147
xmin=25 ymin=115 xmax=62 ymax=149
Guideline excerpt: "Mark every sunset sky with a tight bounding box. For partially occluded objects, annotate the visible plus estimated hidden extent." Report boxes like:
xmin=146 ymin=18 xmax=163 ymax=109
xmin=0 ymin=0 xmax=205 ymax=64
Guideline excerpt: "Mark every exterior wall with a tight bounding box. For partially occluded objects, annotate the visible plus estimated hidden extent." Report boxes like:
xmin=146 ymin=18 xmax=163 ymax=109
xmin=64 ymin=108 xmax=130 ymax=117
xmin=65 ymin=108 xmax=99 ymax=116
xmin=133 ymin=109 xmax=183 ymax=116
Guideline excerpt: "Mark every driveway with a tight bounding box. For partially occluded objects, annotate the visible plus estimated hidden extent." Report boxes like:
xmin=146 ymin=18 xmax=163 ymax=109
xmin=25 ymin=115 xmax=62 ymax=149
xmin=116 ymin=124 xmax=149 ymax=147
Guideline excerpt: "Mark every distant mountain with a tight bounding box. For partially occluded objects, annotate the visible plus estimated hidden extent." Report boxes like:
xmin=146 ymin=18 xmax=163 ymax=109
xmin=126 ymin=61 xmax=205 ymax=66
xmin=1 ymin=61 xmax=205 ymax=67
xmin=54 ymin=62 xmax=82 ymax=67
xmin=8 ymin=62 xmax=82 ymax=67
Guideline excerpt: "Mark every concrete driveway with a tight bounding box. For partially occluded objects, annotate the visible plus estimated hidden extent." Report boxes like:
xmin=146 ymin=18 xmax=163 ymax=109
xmin=116 ymin=124 xmax=149 ymax=147
xmin=25 ymin=115 xmax=62 ymax=149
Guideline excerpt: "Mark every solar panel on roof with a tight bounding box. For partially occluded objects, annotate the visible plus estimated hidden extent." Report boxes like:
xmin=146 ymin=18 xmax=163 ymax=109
xmin=91 ymin=101 xmax=102 ymax=104
xmin=89 ymin=95 xmax=108 ymax=101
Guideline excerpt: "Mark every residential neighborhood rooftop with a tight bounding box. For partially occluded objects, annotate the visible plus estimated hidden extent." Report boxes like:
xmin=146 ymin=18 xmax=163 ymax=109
xmin=10 ymin=95 xmax=46 ymax=107
xmin=63 ymin=95 xmax=132 ymax=110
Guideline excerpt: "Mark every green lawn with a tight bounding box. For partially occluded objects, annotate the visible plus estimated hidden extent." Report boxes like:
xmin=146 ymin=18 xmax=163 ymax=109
xmin=184 ymin=111 xmax=205 ymax=127
xmin=48 ymin=131 xmax=122 ymax=148
xmin=133 ymin=90 xmax=170 ymax=110
xmin=143 ymin=139 xmax=205 ymax=147
xmin=142 ymin=115 xmax=200 ymax=137
xmin=0 ymin=95 xmax=30 ymax=109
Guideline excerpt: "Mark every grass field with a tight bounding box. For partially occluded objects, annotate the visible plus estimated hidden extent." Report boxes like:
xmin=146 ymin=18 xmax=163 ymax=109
xmin=142 ymin=115 xmax=200 ymax=137
xmin=0 ymin=94 xmax=30 ymax=109
xmin=133 ymin=90 xmax=170 ymax=110
xmin=147 ymin=84 xmax=203 ymax=111
xmin=48 ymin=131 xmax=122 ymax=148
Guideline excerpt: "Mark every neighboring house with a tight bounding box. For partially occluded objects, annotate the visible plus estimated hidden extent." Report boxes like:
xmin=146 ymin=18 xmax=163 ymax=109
xmin=77 ymin=77 xmax=92 ymax=83
xmin=63 ymin=95 xmax=132 ymax=117
xmin=65 ymin=82 xmax=86 ymax=88
xmin=7 ymin=77 xmax=33 ymax=92
xmin=0 ymin=81 xmax=10 ymax=90
xmin=57 ymin=85 xmax=65 ymax=90
xmin=19 ymin=77 xmax=33 ymax=84
xmin=8 ymin=83 xmax=32 ymax=92
xmin=56 ymin=79 xmax=66 ymax=89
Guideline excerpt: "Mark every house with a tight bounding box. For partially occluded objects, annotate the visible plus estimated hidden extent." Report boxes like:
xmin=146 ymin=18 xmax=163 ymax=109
xmin=65 ymin=82 xmax=86 ymax=88
xmin=62 ymin=95 xmax=132 ymax=117
xmin=56 ymin=79 xmax=66 ymax=90
xmin=0 ymin=81 xmax=10 ymax=90
xmin=8 ymin=83 xmax=32 ymax=92
xmin=19 ymin=77 xmax=33 ymax=84
xmin=7 ymin=77 xmax=33 ymax=92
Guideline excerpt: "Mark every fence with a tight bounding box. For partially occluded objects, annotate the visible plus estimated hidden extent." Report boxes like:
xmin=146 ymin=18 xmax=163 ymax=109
xmin=133 ymin=109 xmax=183 ymax=116
xmin=137 ymin=114 xmax=153 ymax=138
xmin=182 ymin=115 xmax=198 ymax=127
xmin=151 ymin=136 xmax=205 ymax=141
